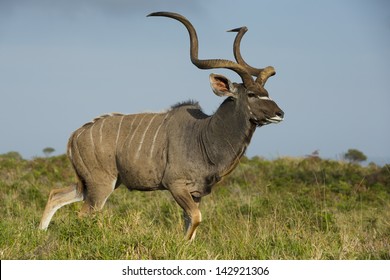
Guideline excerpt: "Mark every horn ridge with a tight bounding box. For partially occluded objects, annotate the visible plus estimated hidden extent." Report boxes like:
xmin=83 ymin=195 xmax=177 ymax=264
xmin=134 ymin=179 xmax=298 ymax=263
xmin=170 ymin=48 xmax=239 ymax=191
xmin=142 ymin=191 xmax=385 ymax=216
xmin=148 ymin=11 xmax=255 ymax=87
xmin=228 ymin=26 xmax=276 ymax=86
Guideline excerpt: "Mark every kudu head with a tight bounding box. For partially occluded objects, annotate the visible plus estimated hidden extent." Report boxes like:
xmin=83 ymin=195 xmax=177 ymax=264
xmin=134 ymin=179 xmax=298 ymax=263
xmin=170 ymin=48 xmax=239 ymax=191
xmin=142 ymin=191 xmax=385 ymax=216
xmin=148 ymin=12 xmax=284 ymax=126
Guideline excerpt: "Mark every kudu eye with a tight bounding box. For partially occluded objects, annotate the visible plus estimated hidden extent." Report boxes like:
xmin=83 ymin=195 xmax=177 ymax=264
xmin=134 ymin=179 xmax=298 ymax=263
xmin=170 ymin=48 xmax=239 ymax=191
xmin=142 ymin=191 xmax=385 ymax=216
xmin=247 ymin=92 xmax=256 ymax=98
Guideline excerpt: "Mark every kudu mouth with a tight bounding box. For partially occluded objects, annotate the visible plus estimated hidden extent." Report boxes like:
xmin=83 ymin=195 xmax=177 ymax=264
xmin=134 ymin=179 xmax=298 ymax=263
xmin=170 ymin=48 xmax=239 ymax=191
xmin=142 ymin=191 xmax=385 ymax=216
xmin=266 ymin=115 xmax=284 ymax=124
xmin=252 ymin=116 xmax=283 ymax=127
xmin=267 ymin=109 xmax=284 ymax=124
xmin=252 ymin=110 xmax=284 ymax=126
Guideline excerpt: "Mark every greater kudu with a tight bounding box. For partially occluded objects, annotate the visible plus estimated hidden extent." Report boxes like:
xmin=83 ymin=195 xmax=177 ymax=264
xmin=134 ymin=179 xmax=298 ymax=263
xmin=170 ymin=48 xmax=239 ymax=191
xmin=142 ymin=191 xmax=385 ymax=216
xmin=39 ymin=12 xmax=284 ymax=240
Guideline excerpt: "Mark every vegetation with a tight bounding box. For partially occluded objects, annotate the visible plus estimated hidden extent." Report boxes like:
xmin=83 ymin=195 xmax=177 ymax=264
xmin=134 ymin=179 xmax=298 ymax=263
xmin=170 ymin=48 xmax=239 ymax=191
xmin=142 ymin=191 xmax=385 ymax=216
xmin=0 ymin=153 xmax=389 ymax=259
xmin=343 ymin=148 xmax=367 ymax=164
xmin=42 ymin=147 xmax=55 ymax=157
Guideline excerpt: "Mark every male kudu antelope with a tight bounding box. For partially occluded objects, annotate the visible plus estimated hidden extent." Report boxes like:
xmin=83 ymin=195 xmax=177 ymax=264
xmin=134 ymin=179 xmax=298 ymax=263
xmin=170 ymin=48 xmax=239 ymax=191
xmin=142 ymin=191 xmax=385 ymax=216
xmin=39 ymin=12 xmax=284 ymax=240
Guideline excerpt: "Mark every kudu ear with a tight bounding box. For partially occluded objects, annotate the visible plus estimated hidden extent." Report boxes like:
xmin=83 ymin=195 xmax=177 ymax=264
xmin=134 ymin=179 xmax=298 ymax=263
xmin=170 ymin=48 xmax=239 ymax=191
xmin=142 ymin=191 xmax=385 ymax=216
xmin=209 ymin=74 xmax=237 ymax=97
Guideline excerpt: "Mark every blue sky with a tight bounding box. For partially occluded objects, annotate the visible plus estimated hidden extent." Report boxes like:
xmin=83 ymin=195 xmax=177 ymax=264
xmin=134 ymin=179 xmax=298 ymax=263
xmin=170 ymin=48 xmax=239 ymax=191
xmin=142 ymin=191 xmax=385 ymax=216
xmin=0 ymin=0 xmax=389 ymax=163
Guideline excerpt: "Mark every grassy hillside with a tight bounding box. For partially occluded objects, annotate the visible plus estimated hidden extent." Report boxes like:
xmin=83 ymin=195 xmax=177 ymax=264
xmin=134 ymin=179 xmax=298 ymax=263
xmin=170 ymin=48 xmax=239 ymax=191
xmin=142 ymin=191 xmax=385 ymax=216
xmin=0 ymin=153 xmax=389 ymax=259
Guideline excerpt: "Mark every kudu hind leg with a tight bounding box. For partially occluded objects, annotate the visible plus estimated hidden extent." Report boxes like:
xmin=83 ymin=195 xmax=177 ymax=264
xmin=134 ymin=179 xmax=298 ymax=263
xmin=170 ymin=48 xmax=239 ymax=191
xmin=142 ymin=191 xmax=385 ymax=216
xmin=78 ymin=180 xmax=116 ymax=217
xmin=39 ymin=184 xmax=84 ymax=230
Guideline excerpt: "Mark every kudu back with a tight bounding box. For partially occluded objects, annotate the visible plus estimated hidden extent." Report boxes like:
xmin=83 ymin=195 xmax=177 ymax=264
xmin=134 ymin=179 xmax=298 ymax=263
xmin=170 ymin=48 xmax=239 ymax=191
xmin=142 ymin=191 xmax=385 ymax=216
xmin=39 ymin=12 xmax=284 ymax=240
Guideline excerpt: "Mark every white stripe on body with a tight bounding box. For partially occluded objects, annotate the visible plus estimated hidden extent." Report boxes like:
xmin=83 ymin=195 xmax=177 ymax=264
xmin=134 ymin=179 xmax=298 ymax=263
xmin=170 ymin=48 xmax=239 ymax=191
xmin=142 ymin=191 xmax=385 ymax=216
xmin=127 ymin=115 xmax=146 ymax=149
xmin=120 ymin=115 xmax=138 ymax=151
xmin=72 ymin=128 xmax=91 ymax=176
xmin=149 ymin=113 xmax=170 ymax=158
xmin=115 ymin=115 xmax=125 ymax=149
xmin=126 ymin=114 xmax=147 ymax=162
xmin=135 ymin=114 xmax=158 ymax=160
xmin=89 ymin=122 xmax=96 ymax=153
xmin=75 ymin=128 xmax=86 ymax=140
xmin=118 ymin=115 xmax=138 ymax=164
xmin=99 ymin=117 xmax=106 ymax=145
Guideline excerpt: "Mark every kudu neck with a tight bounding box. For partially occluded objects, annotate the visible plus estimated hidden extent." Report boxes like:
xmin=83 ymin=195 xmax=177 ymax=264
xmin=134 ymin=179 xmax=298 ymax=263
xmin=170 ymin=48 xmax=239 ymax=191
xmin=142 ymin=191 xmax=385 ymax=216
xmin=202 ymin=97 xmax=256 ymax=174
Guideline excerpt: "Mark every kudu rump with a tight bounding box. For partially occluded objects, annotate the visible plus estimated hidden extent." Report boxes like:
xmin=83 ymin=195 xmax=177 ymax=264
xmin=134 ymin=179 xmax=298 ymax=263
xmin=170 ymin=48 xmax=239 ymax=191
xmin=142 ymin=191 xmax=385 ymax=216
xmin=39 ymin=12 xmax=284 ymax=240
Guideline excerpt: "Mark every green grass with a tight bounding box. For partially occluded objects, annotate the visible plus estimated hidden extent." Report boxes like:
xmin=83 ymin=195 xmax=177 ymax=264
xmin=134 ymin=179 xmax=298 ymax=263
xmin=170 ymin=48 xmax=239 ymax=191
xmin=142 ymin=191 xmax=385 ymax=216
xmin=0 ymin=153 xmax=389 ymax=259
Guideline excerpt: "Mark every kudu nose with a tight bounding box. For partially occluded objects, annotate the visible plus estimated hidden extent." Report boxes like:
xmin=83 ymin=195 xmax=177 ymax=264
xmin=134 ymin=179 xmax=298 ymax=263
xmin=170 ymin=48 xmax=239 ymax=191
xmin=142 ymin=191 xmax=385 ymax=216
xmin=276 ymin=110 xmax=284 ymax=119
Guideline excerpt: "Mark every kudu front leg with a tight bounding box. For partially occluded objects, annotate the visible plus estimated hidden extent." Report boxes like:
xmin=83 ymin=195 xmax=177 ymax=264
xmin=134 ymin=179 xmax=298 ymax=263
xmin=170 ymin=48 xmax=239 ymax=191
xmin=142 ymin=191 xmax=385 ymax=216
xmin=183 ymin=196 xmax=201 ymax=240
xmin=169 ymin=183 xmax=201 ymax=241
